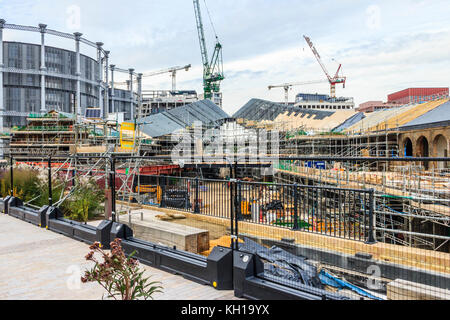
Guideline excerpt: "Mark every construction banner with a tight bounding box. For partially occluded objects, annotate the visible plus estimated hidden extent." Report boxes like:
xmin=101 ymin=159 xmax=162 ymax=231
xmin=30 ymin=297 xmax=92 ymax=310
xmin=120 ymin=122 xmax=136 ymax=150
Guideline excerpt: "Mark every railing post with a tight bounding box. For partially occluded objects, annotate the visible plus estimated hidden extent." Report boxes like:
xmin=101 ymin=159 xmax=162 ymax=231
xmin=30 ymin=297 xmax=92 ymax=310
xmin=366 ymin=189 xmax=376 ymax=244
xmin=194 ymin=177 xmax=200 ymax=213
xmin=230 ymin=178 xmax=235 ymax=250
xmin=71 ymin=169 xmax=76 ymax=188
xmin=9 ymin=156 xmax=13 ymax=196
xmin=110 ymin=156 xmax=116 ymax=222
xmin=293 ymin=184 xmax=299 ymax=230
xmin=236 ymin=180 xmax=242 ymax=221
xmin=48 ymin=156 xmax=52 ymax=207
xmin=234 ymin=180 xmax=241 ymax=250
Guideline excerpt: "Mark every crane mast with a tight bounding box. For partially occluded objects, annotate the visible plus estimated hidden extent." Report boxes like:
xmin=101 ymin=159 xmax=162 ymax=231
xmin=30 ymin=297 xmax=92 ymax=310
xmin=303 ymin=35 xmax=346 ymax=98
xmin=194 ymin=0 xmax=209 ymax=68
xmin=193 ymin=0 xmax=224 ymax=107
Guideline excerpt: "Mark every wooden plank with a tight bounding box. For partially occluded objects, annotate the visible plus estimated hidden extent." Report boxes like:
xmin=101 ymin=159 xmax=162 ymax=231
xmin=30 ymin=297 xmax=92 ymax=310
xmin=387 ymin=278 xmax=450 ymax=300
xmin=128 ymin=215 xmax=209 ymax=254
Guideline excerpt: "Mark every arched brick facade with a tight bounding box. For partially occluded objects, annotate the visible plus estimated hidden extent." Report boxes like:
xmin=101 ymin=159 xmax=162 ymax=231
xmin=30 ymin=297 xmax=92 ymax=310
xmin=398 ymin=126 xmax=449 ymax=169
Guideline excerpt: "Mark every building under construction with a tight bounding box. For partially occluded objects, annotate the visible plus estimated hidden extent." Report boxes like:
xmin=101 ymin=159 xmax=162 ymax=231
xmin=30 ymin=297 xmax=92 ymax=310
xmin=0 ymin=6 xmax=449 ymax=300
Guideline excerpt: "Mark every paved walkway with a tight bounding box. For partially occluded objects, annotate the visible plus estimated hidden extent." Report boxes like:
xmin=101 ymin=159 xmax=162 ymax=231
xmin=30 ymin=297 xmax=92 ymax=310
xmin=0 ymin=214 xmax=237 ymax=300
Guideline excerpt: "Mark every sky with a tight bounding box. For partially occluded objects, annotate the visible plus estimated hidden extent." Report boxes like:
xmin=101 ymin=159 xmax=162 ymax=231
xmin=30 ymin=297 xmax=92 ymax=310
xmin=1 ymin=0 xmax=450 ymax=115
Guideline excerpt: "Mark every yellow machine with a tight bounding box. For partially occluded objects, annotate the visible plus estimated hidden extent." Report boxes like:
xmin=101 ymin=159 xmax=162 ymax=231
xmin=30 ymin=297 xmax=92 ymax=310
xmin=135 ymin=185 xmax=157 ymax=193
xmin=241 ymin=200 xmax=251 ymax=215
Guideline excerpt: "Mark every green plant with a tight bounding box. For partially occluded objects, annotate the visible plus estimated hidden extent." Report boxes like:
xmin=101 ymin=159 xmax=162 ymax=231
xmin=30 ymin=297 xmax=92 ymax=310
xmin=65 ymin=177 xmax=105 ymax=222
xmin=0 ymin=167 xmax=40 ymax=201
xmin=82 ymin=239 xmax=163 ymax=300
xmin=31 ymin=167 xmax=66 ymax=208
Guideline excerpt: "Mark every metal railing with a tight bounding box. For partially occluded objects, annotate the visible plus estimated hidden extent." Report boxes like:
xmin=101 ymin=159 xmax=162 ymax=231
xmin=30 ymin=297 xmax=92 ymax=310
xmin=129 ymin=173 xmax=375 ymax=243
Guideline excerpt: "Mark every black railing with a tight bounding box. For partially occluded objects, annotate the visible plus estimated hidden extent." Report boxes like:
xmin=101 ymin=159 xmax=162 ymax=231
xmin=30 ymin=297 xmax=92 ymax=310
xmin=132 ymin=173 xmax=375 ymax=243
xmin=3 ymin=155 xmax=450 ymax=300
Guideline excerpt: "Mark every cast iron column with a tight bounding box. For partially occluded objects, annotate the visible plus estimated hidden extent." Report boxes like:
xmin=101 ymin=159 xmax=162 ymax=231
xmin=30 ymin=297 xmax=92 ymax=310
xmin=39 ymin=24 xmax=47 ymax=113
xmin=0 ymin=19 xmax=5 ymax=133
xmin=104 ymin=51 xmax=109 ymax=120
xmin=74 ymin=32 xmax=82 ymax=123
xmin=129 ymin=68 xmax=134 ymax=121
xmin=96 ymin=42 xmax=104 ymax=118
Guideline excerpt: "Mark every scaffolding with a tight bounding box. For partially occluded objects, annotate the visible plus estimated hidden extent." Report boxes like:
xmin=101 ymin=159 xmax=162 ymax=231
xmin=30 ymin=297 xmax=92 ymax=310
xmin=275 ymin=160 xmax=450 ymax=252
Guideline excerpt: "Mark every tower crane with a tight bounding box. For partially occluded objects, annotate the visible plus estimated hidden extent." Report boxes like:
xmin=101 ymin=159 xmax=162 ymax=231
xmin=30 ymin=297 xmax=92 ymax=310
xmin=303 ymin=35 xmax=346 ymax=98
xmin=193 ymin=0 xmax=224 ymax=107
xmin=268 ymin=79 xmax=329 ymax=105
xmin=142 ymin=64 xmax=191 ymax=91
xmin=111 ymin=65 xmax=191 ymax=91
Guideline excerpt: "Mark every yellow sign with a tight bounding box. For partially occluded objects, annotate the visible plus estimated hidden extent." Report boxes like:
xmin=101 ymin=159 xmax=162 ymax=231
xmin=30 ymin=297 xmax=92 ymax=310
xmin=120 ymin=122 xmax=136 ymax=150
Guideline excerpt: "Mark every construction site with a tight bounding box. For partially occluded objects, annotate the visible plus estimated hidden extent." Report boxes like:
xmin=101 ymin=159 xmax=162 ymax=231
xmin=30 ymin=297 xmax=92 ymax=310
xmin=0 ymin=1 xmax=449 ymax=301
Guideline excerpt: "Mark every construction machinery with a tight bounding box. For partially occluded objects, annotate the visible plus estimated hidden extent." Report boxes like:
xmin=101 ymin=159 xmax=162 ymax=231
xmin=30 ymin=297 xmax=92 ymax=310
xmin=142 ymin=65 xmax=191 ymax=91
xmin=303 ymin=35 xmax=346 ymax=98
xmin=193 ymin=0 xmax=224 ymax=107
xmin=268 ymin=79 xmax=329 ymax=105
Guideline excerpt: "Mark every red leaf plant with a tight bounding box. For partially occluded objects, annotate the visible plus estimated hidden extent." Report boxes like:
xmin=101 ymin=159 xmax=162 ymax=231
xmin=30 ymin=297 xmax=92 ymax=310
xmin=81 ymin=238 xmax=163 ymax=300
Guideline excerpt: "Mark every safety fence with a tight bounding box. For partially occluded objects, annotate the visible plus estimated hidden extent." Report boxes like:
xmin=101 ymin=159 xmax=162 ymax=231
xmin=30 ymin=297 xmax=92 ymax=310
xmin=275 ymin=157 xmax=450 ymax=253
xmin=1 ymin=155 xmax=449 ymax=301
xmin=117 ymin=173 xmax=375 ymax=244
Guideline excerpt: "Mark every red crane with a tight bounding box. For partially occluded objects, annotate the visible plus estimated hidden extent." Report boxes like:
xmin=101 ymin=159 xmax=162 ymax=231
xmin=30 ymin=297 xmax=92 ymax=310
xmin=303 ymin=35 xmax=346 ymax=98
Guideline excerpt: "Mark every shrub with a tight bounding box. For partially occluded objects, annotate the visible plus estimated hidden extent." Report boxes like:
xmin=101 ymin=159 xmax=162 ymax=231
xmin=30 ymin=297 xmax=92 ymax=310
xmin=31 ymin=166 xmax=66 ymax=208
xmin=0 ymin=166 xmax=40 ymax=202
xmin=64 ymin=176 xmax=105 ymax=222
xmin=82 ymin=239 xmax=163 ymax=300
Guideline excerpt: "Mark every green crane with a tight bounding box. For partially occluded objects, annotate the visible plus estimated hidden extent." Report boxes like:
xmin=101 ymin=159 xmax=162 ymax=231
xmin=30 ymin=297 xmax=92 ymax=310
xmin=193 ymin=0 xmax=224 ymax=106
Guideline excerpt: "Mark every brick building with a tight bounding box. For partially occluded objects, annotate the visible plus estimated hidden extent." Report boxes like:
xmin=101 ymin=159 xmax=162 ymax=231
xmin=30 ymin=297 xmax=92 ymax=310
xmin=388 ymin=88 xmax=449 ymax=104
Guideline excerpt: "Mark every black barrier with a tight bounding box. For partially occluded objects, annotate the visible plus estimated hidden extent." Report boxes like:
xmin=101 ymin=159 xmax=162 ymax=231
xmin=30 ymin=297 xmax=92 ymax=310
xmin=110 ymin=222 xmax=234 ymax=290
xmin=245 ymin=236 xmax=450 ymax=292
xmin=7 ymin=198 xmax=24 ymax=219
xmin=232 ymin=251 xmax=349 ymax=300
xmin=2 ymin=195 xmax=12 ymax=214
xmin=8 ymin=204 xmax=49 ymax=227
xmin=44 ymin=206 xmax=113 ymax=247
xmin=6 ymin=196 xmax=22 ymax=215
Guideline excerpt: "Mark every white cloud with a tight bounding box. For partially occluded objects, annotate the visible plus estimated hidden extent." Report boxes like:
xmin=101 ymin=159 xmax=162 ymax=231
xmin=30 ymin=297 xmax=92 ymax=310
xmin=2 ymin=0 xmax=449 ymax=115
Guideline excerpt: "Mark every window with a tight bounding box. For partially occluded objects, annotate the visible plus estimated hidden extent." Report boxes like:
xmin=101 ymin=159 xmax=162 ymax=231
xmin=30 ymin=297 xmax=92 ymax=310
xmin=8 ymin=43 xmax=22 ymax=68
xmin=26 ymin=45 xmax=37 ymax=69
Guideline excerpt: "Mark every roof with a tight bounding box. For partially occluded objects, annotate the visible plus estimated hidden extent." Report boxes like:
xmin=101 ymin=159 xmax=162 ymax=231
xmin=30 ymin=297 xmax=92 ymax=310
xmin=41 ymin=110 xmax=75 ymax=119
xmin=138 ymin=99 xmax=229 ymax=137
xmin=400 ymin=100 xmax=450 ymax=131
xmin=332 ymin=112 xmax=366 ymax=132
xmin=274 ymin=108 xmax=357 ymax=132
xmin=233 ymin=99 xmax=334 ymax=121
